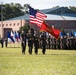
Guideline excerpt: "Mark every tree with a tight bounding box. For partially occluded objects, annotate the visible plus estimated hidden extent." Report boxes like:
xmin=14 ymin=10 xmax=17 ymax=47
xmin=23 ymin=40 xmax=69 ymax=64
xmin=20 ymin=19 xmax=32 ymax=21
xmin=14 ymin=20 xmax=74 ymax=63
xmin=19 ymin=22 xmax=30 ymax=33
xmin=0 ymin=3 xmax=24 ymax=21
xmin=0 ymin=4 xmax=5 ymax=20
xmin=15 ymin=3 xmax=23 ymax=9
xmin=23 ymin=4 xmax=29 ymax=14
xmin=53 ymin=6 xmax=59 ymax=8
xmin=69 ymin=6 xmax=76 ymax=12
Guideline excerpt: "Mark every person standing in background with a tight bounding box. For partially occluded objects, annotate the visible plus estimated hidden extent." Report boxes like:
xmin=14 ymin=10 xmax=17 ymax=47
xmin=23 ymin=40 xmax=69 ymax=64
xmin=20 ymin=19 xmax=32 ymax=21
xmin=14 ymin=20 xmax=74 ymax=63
xmin=0 ymin=36 xmax=4 ymax=48
xmin=5 ymin=38 xmax=8 ymax=47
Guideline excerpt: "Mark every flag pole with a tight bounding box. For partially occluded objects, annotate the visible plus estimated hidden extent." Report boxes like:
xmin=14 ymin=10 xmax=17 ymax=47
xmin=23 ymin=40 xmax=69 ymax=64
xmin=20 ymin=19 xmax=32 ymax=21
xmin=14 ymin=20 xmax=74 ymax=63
xmin=1 ymin=1 xmax=3 ymax=38
xmin=14 ymin=41 xmax=15 ymax=48
xmin=28 ymin=4 xmax=31 ymax=34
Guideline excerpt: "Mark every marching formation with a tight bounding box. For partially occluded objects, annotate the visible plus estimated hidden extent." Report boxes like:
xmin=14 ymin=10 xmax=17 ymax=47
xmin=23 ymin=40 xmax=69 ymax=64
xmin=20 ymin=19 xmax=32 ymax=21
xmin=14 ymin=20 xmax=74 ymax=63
xmin=21 ymin=30 xmax=47 ymax=55
xmin=0 ymin=30 xmax=76 ymax=55
xmin=21 ymin=30 xmax=76 ymax=55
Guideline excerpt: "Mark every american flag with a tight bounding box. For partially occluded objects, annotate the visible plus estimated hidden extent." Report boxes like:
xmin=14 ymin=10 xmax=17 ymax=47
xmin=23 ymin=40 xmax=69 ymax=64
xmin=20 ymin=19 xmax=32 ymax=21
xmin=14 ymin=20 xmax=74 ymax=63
xmin=29 ymin=6 xmax=47 ymax=27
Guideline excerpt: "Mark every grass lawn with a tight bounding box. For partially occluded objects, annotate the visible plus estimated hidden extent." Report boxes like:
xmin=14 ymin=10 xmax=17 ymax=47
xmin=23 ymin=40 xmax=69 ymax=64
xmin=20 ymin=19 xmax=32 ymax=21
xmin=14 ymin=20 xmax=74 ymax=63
xmin=0 ymin=45 xmax=76 ymax=75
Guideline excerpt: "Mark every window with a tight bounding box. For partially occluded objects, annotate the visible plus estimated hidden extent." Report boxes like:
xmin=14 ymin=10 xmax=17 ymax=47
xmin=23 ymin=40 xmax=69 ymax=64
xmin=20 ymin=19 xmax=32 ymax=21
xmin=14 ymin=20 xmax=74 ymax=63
xmin=13 ymin=23 xmax=15 ymax=26
xmin=69 ymin=22 xmax=75 ymax=26
xmin=17 ymin=23 xmax=19 ymax=26
xmin=55 ymin=22 xmax=61 ymax=27
xmin=6 ymin=24 xmax=7 ymax=26
xmin=10 ymin=24 xmax=11 ymax=26
xmin=2 ymin=24 xmax=4 ymax=27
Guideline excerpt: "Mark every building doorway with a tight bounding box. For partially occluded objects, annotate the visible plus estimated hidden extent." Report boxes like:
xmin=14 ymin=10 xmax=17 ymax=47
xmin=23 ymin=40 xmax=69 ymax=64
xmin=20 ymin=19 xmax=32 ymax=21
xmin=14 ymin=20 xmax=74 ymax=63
xmin=4 ymin=28 xmax=12 ymax=38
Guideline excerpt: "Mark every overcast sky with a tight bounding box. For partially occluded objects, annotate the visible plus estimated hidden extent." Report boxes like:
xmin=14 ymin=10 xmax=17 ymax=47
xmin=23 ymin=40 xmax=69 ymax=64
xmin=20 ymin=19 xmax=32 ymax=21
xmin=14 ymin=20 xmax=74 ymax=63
xmin=0 ymin=0 xmax=76 ymax=9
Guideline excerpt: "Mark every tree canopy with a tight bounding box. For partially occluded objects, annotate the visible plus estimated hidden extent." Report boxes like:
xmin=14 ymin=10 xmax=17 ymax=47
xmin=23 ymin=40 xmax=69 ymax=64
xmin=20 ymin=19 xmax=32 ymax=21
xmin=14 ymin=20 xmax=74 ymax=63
xmin=0 ymin=3 xmax=29 ymax=21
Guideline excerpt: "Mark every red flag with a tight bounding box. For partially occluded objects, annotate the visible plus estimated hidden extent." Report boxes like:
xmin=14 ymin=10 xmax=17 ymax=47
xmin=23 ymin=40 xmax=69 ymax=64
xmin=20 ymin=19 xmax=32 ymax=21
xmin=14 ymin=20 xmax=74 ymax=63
xmin=40 ymin=22 xmax=60 ymax=39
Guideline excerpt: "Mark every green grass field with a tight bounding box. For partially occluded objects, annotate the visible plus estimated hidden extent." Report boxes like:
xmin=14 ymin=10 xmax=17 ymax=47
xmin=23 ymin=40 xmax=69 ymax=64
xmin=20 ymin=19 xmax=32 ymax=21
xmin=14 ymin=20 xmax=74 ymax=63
xmin=0 ymin=45 xmax=76 ymax=75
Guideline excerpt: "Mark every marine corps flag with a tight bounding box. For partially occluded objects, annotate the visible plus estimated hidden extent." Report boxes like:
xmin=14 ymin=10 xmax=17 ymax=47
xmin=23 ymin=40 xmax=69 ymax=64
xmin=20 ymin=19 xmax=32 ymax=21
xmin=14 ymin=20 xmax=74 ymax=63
xmin=40 ymin=22 xmax=60 ymax=39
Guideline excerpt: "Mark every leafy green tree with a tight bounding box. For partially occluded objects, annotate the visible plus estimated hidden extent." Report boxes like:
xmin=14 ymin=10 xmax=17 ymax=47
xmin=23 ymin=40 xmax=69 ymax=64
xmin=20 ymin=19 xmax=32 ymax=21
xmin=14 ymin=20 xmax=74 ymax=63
xmin=15 ymin=3 xmax=23 ymax=9
xmin=23 ymin=4 xmax=29 ymax=14
xmin=69 ymin=6 xmax=76 ymax=12
xmin=0 ymin=4 xmax=5 ymax=20
xmin=0 ymin=3 xmax=24 ymax=20
xmin=19 ymin=22 xmax=30 ymax=33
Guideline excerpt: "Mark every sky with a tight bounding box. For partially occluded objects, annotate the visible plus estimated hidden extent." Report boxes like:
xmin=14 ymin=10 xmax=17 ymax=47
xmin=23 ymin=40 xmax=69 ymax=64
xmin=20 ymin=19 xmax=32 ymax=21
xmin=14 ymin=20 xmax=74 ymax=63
xmin=0 ymin=0 xmax=76 ymax=9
